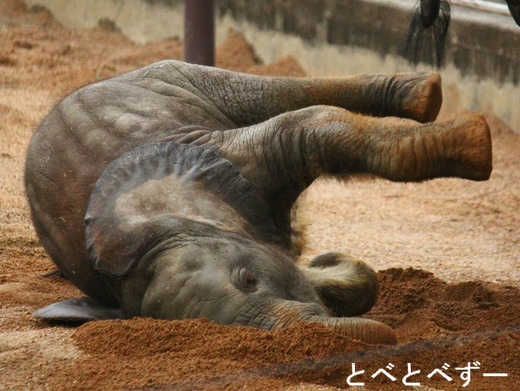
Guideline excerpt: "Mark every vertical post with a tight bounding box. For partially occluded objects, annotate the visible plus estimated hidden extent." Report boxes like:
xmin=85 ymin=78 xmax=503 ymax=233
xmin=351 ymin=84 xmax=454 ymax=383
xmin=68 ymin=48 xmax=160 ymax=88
xmin=184 ymin=0 xmax=215 ymax=66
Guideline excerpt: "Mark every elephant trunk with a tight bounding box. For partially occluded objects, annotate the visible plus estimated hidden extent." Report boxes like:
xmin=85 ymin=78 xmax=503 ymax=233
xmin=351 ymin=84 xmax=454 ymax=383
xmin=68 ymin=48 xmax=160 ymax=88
xmin=266 ymin=301 xmax=397 ymax=346
xmin=304 ymin=315 xmax=397 ymax=346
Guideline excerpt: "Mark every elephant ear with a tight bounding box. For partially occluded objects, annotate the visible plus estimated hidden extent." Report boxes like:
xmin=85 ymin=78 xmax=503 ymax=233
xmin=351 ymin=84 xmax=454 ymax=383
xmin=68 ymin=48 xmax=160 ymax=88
xmin=85 ymin=142 xmax=279 ymax=276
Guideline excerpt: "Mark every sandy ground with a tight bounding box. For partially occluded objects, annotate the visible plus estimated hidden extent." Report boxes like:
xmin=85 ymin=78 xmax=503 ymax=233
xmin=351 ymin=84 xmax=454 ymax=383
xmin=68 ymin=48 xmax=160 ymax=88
xmin=1 ymin=1 xmax=519 ymax=390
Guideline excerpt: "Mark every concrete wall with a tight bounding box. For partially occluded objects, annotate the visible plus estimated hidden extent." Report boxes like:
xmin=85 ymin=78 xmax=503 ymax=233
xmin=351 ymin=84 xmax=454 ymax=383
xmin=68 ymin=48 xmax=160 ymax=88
xmin=24 ymin=0 xmax=520 ymax=132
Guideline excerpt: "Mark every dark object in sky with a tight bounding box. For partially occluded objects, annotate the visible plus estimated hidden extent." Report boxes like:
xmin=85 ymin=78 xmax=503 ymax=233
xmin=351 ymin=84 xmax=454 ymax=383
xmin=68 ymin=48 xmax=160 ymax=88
xmin=420 ymin=0 xmax=443 ymax=27
xmin=402 ymin=0 xmax=520 ymax=69
xmin=402 ymin=0 xmax=451 ymax=68
xmin=506 ymin=0 xmax=520 ymax=26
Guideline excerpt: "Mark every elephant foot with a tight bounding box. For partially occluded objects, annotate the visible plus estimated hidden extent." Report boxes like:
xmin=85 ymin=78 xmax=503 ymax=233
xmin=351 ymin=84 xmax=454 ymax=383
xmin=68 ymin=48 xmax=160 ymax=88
xmin=439 ymin=114 xmax=493 ymax=181
xmin=396 ymin=71 xmax=442 ymax=123
xmin=301 ymin=252 xmax=379 ymax=317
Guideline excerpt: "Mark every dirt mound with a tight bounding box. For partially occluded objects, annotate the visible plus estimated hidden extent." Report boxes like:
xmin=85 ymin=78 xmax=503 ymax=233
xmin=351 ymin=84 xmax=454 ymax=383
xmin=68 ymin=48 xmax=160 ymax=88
xmin=37 ymin=269 xmax=518 ymax=390
xmin=374 ymin=268 xmax=520 ymax=339
xmin=216 ymin=29 xmax=262 ymax=72
xmin=248 ymin=55 xmax=306 ymax=77
xmin=1 ymin=1 xmax=519 ymax=390
xmin=216 ymin=29 xmax=306 ymax=77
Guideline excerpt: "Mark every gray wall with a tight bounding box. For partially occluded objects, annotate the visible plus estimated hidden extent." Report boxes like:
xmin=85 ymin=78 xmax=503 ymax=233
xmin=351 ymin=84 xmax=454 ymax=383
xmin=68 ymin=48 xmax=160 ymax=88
xmin=24 ymin=0 xmax=520 ymax=132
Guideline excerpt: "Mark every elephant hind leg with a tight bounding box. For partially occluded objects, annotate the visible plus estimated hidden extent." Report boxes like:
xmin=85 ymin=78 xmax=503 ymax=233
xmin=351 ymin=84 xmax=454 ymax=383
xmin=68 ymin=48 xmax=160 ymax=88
xmin=167 ymin=61 xmax=442 ymax=128
xmin=203 ymin=106 xmax=491 ymax=250
xmin=300 ymin=252 xmax=379 ymax=317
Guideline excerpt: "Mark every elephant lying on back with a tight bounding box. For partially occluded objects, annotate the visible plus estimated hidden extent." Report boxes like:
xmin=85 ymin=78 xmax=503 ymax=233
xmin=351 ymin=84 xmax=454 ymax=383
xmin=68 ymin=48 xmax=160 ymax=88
xmin=25 ymin=61 xmax=492 ymax=345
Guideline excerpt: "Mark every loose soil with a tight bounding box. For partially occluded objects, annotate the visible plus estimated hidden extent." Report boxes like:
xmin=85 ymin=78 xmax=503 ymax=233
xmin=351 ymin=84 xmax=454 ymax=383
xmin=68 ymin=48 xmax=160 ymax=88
xmin=1 ymin=1 xmax=519 ymax=390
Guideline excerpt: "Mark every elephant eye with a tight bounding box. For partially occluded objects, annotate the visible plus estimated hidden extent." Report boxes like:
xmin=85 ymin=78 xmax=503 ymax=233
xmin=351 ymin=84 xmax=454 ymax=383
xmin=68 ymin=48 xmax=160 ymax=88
xmin=232 ymin=267 xmax=257 ymax=293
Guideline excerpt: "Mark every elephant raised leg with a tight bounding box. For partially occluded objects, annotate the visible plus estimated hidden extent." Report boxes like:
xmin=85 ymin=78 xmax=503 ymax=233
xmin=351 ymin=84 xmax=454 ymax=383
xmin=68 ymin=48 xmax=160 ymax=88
xmin=200 ymin=107 xmax=492 ymax=248
xmin=153 ymin=61 xmax=443 ymax=128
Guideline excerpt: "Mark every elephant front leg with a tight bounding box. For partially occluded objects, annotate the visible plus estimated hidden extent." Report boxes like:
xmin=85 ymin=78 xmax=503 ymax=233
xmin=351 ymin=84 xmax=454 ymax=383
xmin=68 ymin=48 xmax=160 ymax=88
xmin=202 ymin=106 xmax=492 ymax=249
xmin=171 ymin=61 xmax=442 ymax=127
xmin=314 ymin=108 xmax=493 ymax=183
xmin=209 ymin=105 xmax=492 ymax=192
xmin=300 ymin=252 xmax=379 ymax=317
xmin=302 ymin=71 xmax=443 ymax=123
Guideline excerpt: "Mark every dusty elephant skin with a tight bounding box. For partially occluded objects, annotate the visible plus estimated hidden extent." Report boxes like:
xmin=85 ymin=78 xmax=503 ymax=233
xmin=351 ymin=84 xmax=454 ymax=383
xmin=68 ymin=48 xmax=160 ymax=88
xmin=25 ymin=60 xmax=492 ymax=345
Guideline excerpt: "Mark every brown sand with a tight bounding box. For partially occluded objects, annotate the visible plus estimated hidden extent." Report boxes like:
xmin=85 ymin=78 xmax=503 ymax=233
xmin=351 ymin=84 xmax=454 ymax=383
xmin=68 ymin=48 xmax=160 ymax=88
xmin=0 ymin=1 xmax=519 ymax=390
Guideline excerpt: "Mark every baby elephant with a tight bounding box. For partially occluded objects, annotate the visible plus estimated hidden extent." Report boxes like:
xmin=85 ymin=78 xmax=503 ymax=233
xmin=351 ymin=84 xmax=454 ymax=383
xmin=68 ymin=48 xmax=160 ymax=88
xmin=25 ymin=61 xmax=492 ymax=345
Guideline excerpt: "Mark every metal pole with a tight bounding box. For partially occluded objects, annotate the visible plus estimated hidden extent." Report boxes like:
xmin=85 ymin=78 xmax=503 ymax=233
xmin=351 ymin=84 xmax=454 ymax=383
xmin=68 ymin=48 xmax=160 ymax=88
xmin=184 ymin=0 xmax=215 ymax=66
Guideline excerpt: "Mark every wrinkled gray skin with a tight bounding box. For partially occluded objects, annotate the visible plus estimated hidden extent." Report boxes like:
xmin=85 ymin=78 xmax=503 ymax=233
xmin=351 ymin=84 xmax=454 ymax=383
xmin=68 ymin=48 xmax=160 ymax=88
xmin=26 ymin=61 xmax=493 ymax=345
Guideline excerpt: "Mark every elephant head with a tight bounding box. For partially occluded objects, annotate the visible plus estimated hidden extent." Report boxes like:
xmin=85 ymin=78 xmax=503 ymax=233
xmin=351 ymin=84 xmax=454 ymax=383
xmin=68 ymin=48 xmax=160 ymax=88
xmin=36 ymin=141 xmax=396 ymax=345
